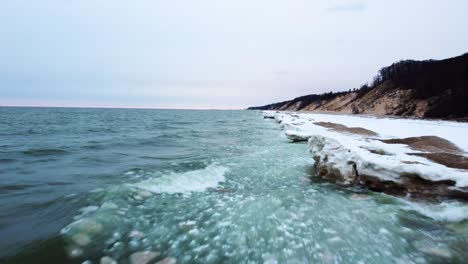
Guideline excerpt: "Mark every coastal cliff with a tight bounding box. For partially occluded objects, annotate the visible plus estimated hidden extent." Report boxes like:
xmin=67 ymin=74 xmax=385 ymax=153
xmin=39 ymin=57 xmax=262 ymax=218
xmin=249 ymin=53 xmax=468 ymax=120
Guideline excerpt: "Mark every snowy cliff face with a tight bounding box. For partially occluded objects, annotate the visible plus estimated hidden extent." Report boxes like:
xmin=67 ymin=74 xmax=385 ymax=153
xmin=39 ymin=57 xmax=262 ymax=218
xmin=264 ymin=111 xmax=468 ymax=200
xmin=249 ymin=53 xmax=468 ymax=120
xmin=251 ymin=81 xmax=464 ymax=119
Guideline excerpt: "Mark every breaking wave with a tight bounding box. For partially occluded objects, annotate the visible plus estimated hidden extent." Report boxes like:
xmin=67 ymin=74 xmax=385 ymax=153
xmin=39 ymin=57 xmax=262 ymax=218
xmin=132 ymin=164 xmax=229 ymax=194
xmin=403 ymin=201 xmax=468 ymax=222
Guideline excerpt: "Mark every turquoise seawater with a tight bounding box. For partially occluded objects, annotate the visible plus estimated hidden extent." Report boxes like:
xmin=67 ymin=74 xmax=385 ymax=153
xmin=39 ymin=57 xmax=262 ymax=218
xmin=0 ymin=107 xmax=467 ymax=263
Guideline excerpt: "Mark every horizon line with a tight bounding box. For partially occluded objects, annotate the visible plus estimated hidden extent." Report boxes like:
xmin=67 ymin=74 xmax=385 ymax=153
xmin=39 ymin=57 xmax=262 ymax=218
xmin=0 ymin=104 xmax=245 ymax=111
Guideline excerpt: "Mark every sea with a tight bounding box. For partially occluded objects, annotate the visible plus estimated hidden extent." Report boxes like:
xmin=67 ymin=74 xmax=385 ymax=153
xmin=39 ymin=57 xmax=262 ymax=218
xmin=0 ymin=107 xmax=466 ymax=263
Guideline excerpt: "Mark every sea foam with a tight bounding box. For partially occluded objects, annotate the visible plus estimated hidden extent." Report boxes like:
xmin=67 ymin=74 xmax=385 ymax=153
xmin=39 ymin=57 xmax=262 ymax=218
xmin=132 ymin=164 xmax=229 ymax=194
xmin=403 ymin=201 xmax=468 ymax=222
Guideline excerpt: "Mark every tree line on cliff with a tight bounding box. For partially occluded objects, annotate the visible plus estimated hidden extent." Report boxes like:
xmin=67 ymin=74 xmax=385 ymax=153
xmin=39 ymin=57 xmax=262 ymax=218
xmin=249 ymin=53 xmax=468 ymax=119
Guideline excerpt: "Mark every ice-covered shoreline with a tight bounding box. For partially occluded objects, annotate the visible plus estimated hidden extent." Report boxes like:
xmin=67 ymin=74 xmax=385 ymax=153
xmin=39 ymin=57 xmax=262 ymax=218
xmin=263 ymin=110 xmax=468 ymax=200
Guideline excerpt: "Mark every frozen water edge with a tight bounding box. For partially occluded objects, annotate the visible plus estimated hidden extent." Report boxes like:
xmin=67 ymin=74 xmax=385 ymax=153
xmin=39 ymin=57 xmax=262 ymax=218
xmin=263 ymin=111 xmax=468 ymax=188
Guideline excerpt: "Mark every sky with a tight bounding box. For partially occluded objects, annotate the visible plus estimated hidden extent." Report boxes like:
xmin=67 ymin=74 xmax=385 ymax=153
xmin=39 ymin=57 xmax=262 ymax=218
xmin=1 ymin=0 xmax=467 ymax=109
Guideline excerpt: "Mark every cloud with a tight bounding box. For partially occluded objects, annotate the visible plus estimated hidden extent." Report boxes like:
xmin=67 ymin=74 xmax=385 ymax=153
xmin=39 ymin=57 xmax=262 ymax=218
xmin=327 ymin=2 xmax=366 ymax=12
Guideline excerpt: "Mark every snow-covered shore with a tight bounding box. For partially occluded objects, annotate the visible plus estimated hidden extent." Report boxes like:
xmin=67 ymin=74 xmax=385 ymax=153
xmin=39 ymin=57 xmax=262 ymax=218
xmin=263 ymin=111 xmax=468 ymax=200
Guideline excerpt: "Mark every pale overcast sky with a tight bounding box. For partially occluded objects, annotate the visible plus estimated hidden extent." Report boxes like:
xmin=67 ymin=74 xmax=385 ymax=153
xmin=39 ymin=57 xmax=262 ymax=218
xmin=1 ymin=0 xmax=467 ymax=109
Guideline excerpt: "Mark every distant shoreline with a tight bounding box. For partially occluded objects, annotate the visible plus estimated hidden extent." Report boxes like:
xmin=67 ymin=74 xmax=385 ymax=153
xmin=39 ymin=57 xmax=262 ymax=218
xmin=252 ymin=109 xmax=468 ymax=123
xmin=249 ymin=52 xmax=468 ymax=120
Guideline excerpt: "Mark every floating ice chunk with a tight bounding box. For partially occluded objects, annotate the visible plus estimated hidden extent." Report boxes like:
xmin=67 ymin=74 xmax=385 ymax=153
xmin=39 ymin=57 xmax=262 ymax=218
xmin=78 ymin=206 xmax=99 ymax=215
xmin=129 ymin=251 xmax=160 ymax=264
xmin=62 ymin=218 xmax=103 ymax=236
xmin=62 ymin=218 xmax=105 ymax=250
xmin=110 ymin=241 xmax=124 ymax=252
xmin=327 ymin=236 xmax=342 ymax=243
xmin=188 ymin=228 xmax=200 ymax=236
xmin=101 ymin=202 xmax=118 ymax=210
xmin=72 ymin=233 xmax=91 ymax=246
xmin=100 ymin=256 xmax=117 ymax=264
xmin=350 ymin=194 xmax=371 ymax=201
xmin=179 ymin=220 xmax=196 ymax=230
xmin=67 ymin=246 xmax=83 ymax=258
xmin=129 ymin=239 xmax=140 ymax=249
xmin=415 ymin=243 xmax=452 ymax=258
xmin=129 ymin=230 xmax=145 ymax=239
xmin=138 ymin=190 xmax=152 ymax=198
xmin=323 ymin=228 xmax=337 ymax=234
xmin=379 ymin=228 xmax=390 ymax=234
xmin=156 ymin=257 xmax=177 ymax=264
xmin=262 ymin=253 xmax=278 ymax=264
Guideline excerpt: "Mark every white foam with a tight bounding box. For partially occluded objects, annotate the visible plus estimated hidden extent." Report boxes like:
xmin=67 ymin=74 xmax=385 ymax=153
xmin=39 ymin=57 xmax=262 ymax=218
xmin=132 ymin=165 xmax=229 ymax=194
xmin=403 ymin=201 xmax=468 ymax=222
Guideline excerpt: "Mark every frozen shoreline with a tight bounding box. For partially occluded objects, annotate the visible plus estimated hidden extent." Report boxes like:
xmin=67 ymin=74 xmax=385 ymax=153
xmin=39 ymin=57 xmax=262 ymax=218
xmin=263 ymin=110 xmax=468 ymax=199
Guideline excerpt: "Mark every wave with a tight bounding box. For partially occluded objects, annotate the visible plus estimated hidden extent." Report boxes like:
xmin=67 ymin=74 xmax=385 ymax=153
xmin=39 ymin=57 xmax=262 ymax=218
xmin=132 ymin=164 xmax=229 ymax=194
xmin=22 ymin=148 xmax=69 ymax=157
xmin=0 ymin=183 xmax=37 ymax=192
xmin=402 ymin=201 xmax=468 ymax=222
xmin=136 ymin=133 xmax=186 ymax=146
xmin=0 ymin=158 xmax=16 ymax=163
xmin=140 ymin=156 xmax=175 ymax=160
xmin=82 ymin=144 xmax=104 ymax=150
